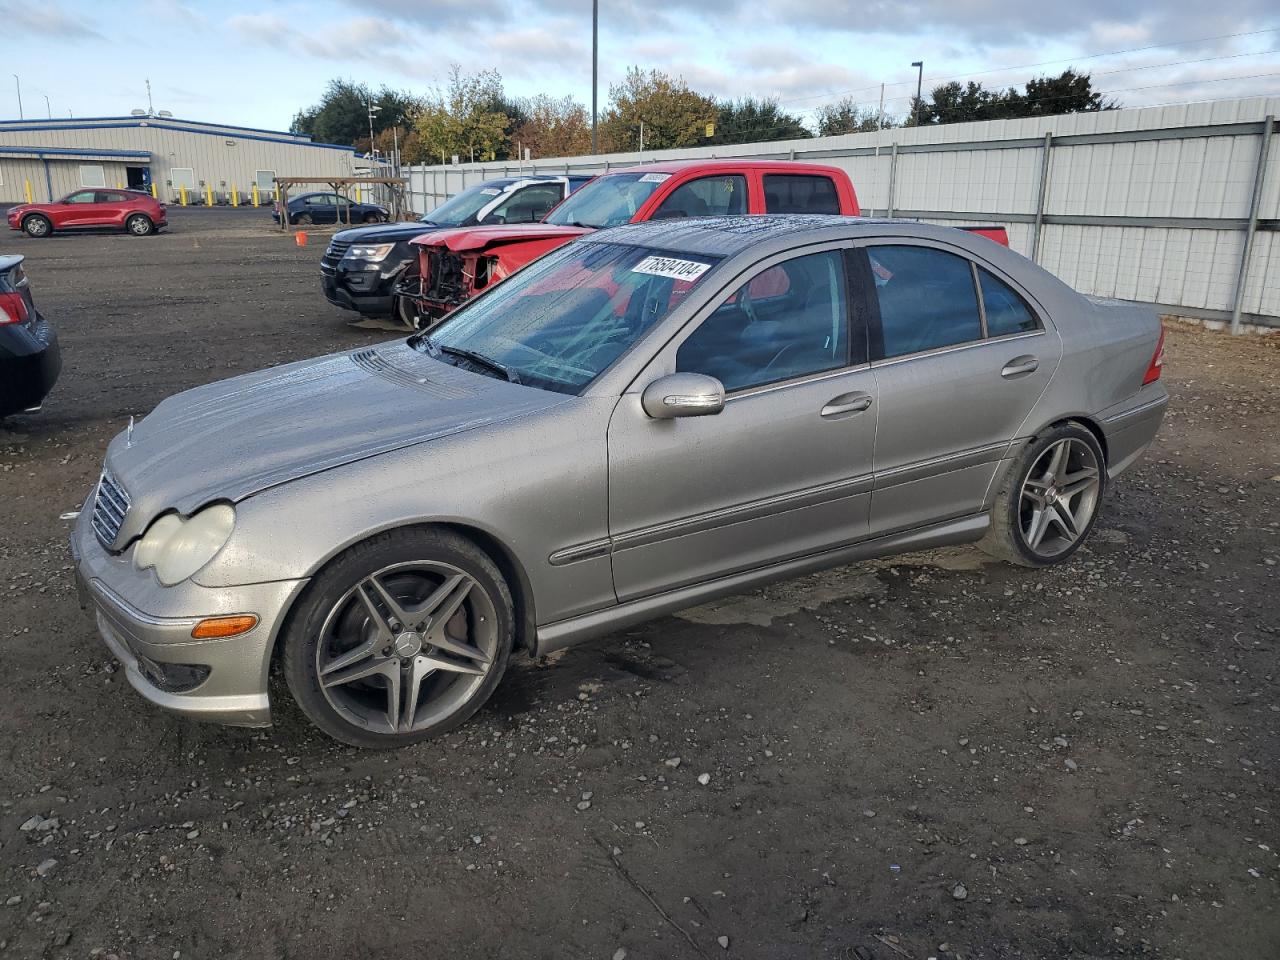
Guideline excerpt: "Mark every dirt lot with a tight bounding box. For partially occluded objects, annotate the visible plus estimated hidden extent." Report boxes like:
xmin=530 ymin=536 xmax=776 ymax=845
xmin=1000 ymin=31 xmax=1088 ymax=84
xmin=0 ymin=209 xmax=1277 ymax=960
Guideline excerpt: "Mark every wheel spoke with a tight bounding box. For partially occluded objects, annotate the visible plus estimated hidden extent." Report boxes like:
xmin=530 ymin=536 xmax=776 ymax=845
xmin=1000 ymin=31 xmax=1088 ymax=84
xmin=321 ymin=655 xmax=397 ymax=692
xmin=399 ymin=657 xmax=434 ymax=731
xmin=419 ymin=573 xmax=472 ymax=630
xmin=1045 ymin=440 xmax=1069 ymax=484
xmin=364 ymin=576 xmax=414 ymax=632
xmin=319 ymin=637 xmax=378 ymax=677
xmin=429 ymin=631 xmax=491 ymax=665
xmin=1026 ymin=507 xmax=1052 ymax=549
xmin=1022 ymin=477 xmax=1051 ymax=506
xmin=419 ymin=654 xmax=485 ymax=677
xmin=354 ymin=583 xmax=396 ymax=641
xmin=1052 ymin=502 xmax=1080 ymax=538
xmin=1058 ymin=467 xmax=1099 ymax=500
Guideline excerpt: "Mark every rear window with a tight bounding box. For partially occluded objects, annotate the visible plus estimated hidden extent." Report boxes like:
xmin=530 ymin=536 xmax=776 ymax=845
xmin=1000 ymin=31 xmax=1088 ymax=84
xmin=763 ymin=174 xmax=840 ymax=215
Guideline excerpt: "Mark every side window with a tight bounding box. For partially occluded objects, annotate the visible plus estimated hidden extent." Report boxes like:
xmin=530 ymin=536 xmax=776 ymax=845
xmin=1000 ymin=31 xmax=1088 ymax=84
xmin=979 ymin=268 xmax=1039 ymax=336
xmin=484 ymin=183 xmax=564 ymax=224
xmin=96 ymin=192 xmax=126 ymax=203
xmin=762 ymin=174 xmax=841 ymax=214
xmin=868 ymin=246 xmax=982 ymax=359
xmin=64 ymin=191 xmax=97 ymax=204
xmin=676 ymin=249 xmax=850 ymax=392
xmin=653 ymin=175 xmax=747 ymax=219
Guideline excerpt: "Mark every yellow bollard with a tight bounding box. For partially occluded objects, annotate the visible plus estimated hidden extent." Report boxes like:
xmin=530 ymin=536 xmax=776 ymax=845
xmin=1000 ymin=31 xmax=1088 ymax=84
xmin=180 ymin=185 xmax=188 ymax=206
xmin=231 ymin=184 xmax=239 ymax=207
xmin=150 ymin=182 xmax=157 ymax=199
xmin=273 ymin=185 xmax=280 ymax=204
xmin=117 ymin=182 xmax=123 ymax=189
xmin=356 ymin=187 xmax=363 ymax=203
xmin=24 ymin=180 xmax=33 ymax=204
xmin=251 ymin=184 xmax=260 ymax=208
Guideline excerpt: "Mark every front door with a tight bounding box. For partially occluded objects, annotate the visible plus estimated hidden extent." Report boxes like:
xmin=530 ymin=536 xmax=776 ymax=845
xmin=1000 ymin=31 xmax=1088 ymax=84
xmin=859 ymin=241 xmax=1060 ymax=536
xmin=608 ymin=246 xmax=878 ymax=602
xmin=57 ymin=190 xmax=100 ymax=227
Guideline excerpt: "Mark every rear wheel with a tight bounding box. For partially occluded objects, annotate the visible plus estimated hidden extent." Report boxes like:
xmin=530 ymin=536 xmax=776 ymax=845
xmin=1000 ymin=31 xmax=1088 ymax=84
xmin=22 ymin=215 xmax=52 ymax=238
xmin=295 ymin=213 xmax=313 ymax=226
xmin=125 ymin=214 xmax=154 ymax=236
xmin=281 ymin=527 xmax=515 ymax=749
xmin=980 ymin=422 xmax=1105 ymax=567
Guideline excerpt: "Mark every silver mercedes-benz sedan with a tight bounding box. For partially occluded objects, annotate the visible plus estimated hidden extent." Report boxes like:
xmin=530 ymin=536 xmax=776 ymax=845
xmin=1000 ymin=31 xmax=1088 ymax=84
xmin=71 ymin=215 xmax=1168 ymax=748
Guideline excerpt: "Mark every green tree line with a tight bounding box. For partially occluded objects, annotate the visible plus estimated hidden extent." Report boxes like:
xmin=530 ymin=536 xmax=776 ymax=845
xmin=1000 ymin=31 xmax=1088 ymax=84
xmin=291 ymin=67 xmax=1115 ymax=164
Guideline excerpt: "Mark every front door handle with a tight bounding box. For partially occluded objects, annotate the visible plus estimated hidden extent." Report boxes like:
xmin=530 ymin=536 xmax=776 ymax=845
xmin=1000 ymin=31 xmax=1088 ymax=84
xmin=821 ymin=392 xmax=873 ymax=418
xmin=1001 ymin=355 xmax=1039 ymax=378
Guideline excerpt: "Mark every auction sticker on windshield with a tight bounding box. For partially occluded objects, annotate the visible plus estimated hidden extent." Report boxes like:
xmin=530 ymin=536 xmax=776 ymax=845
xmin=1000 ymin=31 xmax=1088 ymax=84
xmin=632 ymin=255 xmax=712 ymax=282
xmin=638 ymin=172 xmax=671 ymax=183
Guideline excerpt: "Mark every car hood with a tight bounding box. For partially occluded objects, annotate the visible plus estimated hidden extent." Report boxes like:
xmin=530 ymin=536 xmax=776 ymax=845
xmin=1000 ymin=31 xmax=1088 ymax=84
xmin=410 ymin=223 xmax=593 ymax=253
xmin=332 ymin=221 xmax=442 ymax=244
xmin=101 ymin=341 xmax=568 ymax=545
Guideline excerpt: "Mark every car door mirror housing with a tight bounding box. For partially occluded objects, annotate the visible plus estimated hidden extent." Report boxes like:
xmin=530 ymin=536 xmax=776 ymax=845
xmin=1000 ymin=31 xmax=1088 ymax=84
xmin=641 ymin=373 xmax=726 ymax=419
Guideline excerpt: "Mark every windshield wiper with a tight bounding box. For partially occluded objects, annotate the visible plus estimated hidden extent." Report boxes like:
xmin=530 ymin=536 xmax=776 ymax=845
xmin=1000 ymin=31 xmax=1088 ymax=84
xmin=437 ymin=344 xmax=521 ymax=384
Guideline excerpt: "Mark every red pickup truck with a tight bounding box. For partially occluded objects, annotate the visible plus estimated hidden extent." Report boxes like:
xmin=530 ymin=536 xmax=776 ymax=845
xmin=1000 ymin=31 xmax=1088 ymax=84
xmin=404 ymin=159 xmax=1006 ymax=323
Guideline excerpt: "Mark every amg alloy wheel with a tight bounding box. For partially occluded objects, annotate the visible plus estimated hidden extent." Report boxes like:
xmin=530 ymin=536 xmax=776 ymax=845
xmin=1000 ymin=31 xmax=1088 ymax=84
xmin=282 ymin=528 xmax=514 ymax=747
xmin=981 ymin=423 xmax=1106 ymax=567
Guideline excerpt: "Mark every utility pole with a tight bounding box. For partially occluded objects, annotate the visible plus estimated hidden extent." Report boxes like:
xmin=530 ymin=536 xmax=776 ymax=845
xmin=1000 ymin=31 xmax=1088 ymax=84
xmin=44 ymin=95 xmax=50 ymax=119
xmin=12 ymin=75 xmax=21 ymax=120
xmin=146 ymin=78 xmax=153 ymax=114
xmin=367 ymin=100 xmax=380 ymax=159
xmin=911 ymin=61 xmax=924 ymax=126
xmin=591 ymin=0 xmax=599 ymax=154
xmin=639 ymin=121 xmax=644 ymax=154
xmin=878 ymin=83 xmax=885 ymax=130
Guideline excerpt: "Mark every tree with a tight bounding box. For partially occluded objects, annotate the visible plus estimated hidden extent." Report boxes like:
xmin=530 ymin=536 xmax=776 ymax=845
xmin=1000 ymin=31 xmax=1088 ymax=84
xmin=512 ymin=94 xmax=592 ymax=159
xmin=599 ymin=67 xmax=716 ymax=152
xmin=293 ymin=79 xmax=420 ymax=147
xmin=908 ymin=70 xmax=1116 ymax=126
xmin=708 ymin=97 xmax=810 ymax=145
xmin=414 ymin=66 xmax=512 ymax=164
xmin=815 ymin=97 xmax=892 ymax=136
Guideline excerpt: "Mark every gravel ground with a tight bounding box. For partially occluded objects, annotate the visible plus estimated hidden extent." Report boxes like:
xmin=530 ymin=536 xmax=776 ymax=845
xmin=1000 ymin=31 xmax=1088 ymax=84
xmin=0 ymin=210 xmax=1277 ymax=960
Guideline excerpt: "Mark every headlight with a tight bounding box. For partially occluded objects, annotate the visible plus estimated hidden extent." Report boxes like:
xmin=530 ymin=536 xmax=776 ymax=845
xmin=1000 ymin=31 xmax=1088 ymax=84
xmin=133 ymin=503 xmax=235 ymax=586
xmin=344 ymin=243 xmax=395 ymax=262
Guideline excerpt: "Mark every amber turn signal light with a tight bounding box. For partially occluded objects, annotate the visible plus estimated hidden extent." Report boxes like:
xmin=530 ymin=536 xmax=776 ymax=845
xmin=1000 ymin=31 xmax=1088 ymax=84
xmin=191 ymin=615 xmax=259 ymax=639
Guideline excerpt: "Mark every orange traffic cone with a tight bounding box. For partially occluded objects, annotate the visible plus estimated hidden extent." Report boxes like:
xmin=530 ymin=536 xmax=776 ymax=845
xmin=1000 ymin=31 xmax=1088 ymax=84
xmin=294 ymin=230 xmax=307 ymax=247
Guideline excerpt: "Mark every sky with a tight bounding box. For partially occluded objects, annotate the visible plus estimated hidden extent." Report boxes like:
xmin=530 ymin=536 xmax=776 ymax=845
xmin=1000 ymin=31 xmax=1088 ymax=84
xmin=2 ymin=0 xmax=1279 ymax=133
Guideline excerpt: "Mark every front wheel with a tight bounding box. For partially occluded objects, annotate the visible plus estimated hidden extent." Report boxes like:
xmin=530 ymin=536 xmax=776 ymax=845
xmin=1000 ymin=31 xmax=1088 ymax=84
xmin=980 ymin=423 xmax=1106 ymax=567
xmin=281 ymin=527 xmax=515 ymax=748
xmin=125 ymin=214 xmax=155 ymax=236
xmin=22 ymin=215 xmax=52 ymax=238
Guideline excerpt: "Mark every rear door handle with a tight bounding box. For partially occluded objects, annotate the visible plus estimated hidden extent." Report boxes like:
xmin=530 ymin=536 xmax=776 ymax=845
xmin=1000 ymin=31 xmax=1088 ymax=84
xmin=1001 ymin=355 xmax=1039 ymax=378
xmin=821 ymin=392 xmax=873 ymax=418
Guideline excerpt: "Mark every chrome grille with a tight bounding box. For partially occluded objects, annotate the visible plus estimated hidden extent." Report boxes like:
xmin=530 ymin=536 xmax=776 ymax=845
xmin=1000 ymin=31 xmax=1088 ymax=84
xmin=92 ymin=472 xmax=130 ymax=549
xmin=320 ymin=239 xmax=351 ymax=274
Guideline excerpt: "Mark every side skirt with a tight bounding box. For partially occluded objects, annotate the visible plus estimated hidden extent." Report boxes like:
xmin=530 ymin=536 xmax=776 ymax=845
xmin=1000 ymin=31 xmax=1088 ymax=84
xmin=533 ymin=512 xmax=990 ymax=657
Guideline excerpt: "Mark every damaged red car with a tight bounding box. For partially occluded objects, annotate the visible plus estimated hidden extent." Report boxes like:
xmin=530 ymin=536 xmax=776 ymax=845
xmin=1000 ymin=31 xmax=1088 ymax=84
xmin=402 ymin=160 xmax=860 ymax=325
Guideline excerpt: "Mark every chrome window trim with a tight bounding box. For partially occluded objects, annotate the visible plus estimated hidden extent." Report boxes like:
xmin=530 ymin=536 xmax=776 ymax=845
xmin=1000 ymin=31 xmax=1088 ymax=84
xmin=724 ymin=361 xmax=873 ymax=402
xmin=870 ymin=329 xmax=1045 ymax=369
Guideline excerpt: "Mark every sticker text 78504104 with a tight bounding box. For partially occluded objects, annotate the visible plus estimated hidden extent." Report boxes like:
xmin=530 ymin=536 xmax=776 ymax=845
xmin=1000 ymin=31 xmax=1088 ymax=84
xmin=631 ymin=255 xmax=712 ymax=282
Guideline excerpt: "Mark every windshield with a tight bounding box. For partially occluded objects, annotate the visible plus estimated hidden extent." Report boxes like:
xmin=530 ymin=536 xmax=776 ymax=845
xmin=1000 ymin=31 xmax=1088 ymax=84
xmin=543 ymin=173 xmax=666 ymax=229
xmin=422 ymin=182 xmax=509 ymax=226
xmin=412 ymin=241 xmax=720 ymax=394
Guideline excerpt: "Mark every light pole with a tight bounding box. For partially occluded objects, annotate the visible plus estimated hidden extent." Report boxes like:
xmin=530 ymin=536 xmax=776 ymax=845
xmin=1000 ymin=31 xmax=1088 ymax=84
xmin=367 ymin=101 xmax=380 ymax=159
xmin=591 ymin=0 xmax=598 ymax=154
xmin=44 ymin=95 xmax=51 ymax=119
xmin=911 ymin=60 xmax=924 ymax=126
xmin=12 ymin=74 xmax=21 ymax=120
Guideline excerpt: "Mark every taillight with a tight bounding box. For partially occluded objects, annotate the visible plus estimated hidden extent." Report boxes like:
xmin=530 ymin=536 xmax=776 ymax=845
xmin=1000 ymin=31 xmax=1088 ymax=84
xmin=1142 ymin=327 xmax=1166 ymax=385
xmin=0 ymin=292 xmax=28 ymax=326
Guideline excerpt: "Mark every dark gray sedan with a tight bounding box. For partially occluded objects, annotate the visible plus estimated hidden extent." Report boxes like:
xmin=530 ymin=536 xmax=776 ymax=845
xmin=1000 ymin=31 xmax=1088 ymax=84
xmin=72 ymin=216 xmax=1167 ymax=748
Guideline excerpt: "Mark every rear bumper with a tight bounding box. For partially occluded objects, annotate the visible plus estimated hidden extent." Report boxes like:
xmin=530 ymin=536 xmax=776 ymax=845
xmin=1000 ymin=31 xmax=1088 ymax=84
xmin=1099 ymin=382 xmax=1169 ymax=478
xmin=0 ymin=317 xmax=60 ymax=416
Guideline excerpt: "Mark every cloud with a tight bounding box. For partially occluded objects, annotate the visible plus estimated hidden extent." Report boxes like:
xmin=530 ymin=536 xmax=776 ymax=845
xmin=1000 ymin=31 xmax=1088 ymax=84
xmin=0 ymin=1 xmax=104 ymax=40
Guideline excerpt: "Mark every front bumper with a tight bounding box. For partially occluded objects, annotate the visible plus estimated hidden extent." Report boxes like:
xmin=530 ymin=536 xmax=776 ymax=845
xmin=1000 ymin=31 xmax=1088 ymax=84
xmin=71 ymin=508 xmax=306 ymax=728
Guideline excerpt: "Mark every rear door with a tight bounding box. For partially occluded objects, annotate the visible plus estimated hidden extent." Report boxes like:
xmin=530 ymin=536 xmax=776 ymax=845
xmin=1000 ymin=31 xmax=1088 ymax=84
xmin=94 ymin=191 xmax=131 ymax=226
xmin=857 ymin=241 xmax=1060 ymax=536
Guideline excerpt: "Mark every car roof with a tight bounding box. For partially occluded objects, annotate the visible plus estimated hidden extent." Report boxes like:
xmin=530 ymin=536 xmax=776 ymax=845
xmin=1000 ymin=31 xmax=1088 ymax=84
xmin=585 ymin=214 xmax=997 ymax=259
xmin=600 ymin=159 xmax=846 ymax=176
xmin=477 ymin=176 xmax=565 ymax=189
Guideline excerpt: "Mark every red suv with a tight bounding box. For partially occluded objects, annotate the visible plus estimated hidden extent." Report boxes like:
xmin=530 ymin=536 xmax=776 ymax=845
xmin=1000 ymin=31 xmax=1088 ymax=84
xmin=7 ymin=188 xmax=167 ymax=238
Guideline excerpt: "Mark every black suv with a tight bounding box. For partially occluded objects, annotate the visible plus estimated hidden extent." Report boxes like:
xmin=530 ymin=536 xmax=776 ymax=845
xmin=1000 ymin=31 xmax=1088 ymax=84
xmin=1 ymin=255 xmax=60 ymax=418
xmin=320 ymin=175 xmax=590 ymax=325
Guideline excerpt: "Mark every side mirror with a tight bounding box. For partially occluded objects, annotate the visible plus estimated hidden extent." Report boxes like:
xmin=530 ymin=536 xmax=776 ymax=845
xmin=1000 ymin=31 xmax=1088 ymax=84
xmin=641 ymin=373 xmax=725 ymax=419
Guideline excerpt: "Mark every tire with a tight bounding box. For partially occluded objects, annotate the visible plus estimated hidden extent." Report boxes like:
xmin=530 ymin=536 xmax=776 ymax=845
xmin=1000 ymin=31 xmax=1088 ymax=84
xmin=362 ymin=212 xmax=379 ymax=223
xmin=979 ymin=422 xmax=1106 ymax=568
xmin=394 ymin=278 xmax=420 ymax=329
xmin=281 ymin=527 xmax=515 ymax=749
xmin=295 ymin=213 xmax=313 ymax=226
xmin=125 ymin=214 xmax=154 ymax=237
xmin=22 ymin=215 xmax=52 ymax=238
